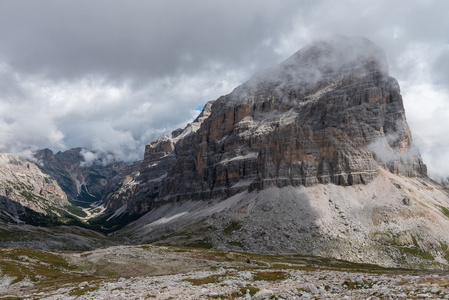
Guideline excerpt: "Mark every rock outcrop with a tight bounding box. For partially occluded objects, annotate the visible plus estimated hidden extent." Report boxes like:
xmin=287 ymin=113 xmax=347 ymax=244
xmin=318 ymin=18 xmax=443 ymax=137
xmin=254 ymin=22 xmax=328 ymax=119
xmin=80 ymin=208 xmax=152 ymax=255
xmin=108 ymin=37 xmax=449 ymax=269
xmin=104 ymin=101 xmax=214 ymax=217
xmin=0 ymin=152 xmax=70 ymax=223
xmin=160 ymin=36 xmax=425 ymax=203
xmin=107 ymin=36 xmax=426 ymax=216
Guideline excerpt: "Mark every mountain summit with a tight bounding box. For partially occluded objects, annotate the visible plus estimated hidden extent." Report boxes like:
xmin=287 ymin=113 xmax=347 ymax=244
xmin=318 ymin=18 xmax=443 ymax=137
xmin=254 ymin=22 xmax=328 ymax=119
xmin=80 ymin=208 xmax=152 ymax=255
xmin=160 ymin=35 xmax=426 ymax=200
xmin=116 ymin=35 xmax=425 ymax=210
xmin=101 ymin=36 xmax=449 ymax=268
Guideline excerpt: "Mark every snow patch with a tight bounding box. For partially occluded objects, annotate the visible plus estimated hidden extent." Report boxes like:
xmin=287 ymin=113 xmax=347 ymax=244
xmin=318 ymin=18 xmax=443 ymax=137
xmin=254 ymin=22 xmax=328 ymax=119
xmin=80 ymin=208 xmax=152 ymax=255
xmin=226 ymin=152 xmax=258 ymax=163
xmin=107 ymin=203 xmax=129 ymax=221
xmin=299 ymin=82 xmax=338 ymax=107
xmin=149 ymin=212 xmax=189 ymax=226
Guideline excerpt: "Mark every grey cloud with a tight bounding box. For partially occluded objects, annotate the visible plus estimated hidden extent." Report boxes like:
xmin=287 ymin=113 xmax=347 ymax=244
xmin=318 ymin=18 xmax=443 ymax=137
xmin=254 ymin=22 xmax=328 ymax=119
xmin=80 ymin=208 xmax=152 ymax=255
xmin=79 ymin=149 xmax=116 ymax=167
xmin=0 ymin=0 xmax=297 ymax=83
xmin=433 ymin=49 xmax=449 ymax=88
xmin=0 ymin=64 xmax=29 ymax=102
xmin=0 ymin=0 xmax=449 ymax=179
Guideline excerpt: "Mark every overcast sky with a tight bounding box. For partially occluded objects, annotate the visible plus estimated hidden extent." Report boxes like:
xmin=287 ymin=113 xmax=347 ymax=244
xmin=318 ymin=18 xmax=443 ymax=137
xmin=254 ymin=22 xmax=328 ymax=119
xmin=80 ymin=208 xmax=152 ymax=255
xmin=0 ymin=0 xmax=448 ymax=179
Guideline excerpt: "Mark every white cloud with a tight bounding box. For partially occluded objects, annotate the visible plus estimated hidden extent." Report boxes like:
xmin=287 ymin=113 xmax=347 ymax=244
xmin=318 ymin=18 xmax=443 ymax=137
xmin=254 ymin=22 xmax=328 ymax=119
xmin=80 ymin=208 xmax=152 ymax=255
xmin=0 ymin=0 xmax=448 ymax=180
xmin=0 ymin=57 xmax=249 ymax=162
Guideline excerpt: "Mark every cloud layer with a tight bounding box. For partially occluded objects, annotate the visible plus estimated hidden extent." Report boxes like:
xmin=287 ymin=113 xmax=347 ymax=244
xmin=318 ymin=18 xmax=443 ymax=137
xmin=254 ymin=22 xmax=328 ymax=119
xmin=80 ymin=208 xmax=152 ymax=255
xmin=0 ymin=0 xmax=448 ymax=179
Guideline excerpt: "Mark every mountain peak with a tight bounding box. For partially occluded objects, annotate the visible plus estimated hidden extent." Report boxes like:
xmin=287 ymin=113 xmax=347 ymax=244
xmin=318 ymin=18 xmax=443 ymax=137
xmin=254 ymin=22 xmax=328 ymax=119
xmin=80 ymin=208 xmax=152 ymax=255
xmin=285 ymin=35 xmax=388 ymax=73
xmin=228 ymin=36 xmax=389 ymax=109
xmin=104 ymin=36 xmax=425 ymax=217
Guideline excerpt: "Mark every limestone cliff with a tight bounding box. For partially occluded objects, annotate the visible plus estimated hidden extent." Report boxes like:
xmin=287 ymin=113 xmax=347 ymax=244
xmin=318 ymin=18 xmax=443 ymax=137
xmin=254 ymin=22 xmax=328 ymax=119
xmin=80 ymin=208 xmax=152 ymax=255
xmin=104 ymin=101 xmax=214 ymax=218
xmin=159 ymin=36 xmax=425 ymax=203
xmin=0 ymin=152 xmax=70 ymax=224
xmin=107 ymin=36 xmax=426 ymax=217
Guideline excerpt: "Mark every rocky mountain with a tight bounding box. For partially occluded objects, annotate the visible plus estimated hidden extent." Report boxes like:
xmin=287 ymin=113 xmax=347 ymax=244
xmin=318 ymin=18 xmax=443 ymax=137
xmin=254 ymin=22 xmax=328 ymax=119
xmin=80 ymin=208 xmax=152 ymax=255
xmin=0 ymin=151 xmax=72 ymax=224
xmin=103 ymin=101 xmax=213 ymax=219
xmin=4 ymin=36 xmax=449 ymax=269
xmin=106 ymin=36 xmax=449 ymax=268
xmin=440 ymin=177 xmax=449 ymax=189
xmin=0 ymin=149 xmax=129 ymax=248
xmin=107 ymin=36 xmax=426 ymax=217
xmin=33 ymin=148 xmax=126 ymax=208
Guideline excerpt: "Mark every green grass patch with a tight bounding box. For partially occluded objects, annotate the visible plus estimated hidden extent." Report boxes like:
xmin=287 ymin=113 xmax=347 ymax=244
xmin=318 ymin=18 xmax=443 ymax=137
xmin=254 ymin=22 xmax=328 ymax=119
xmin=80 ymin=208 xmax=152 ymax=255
xmin=0 ymin=247 xmax=78 ymax=284
xmin=87 ymin=211 xmax=142 ymax=233
xmin=438 ymin=205 xmax=449 ymax=219
xmin=90 ymin=207 xmax=102 ymax=214
xmin=253 ymin=270 xmax=289 ymax=281
xmin=185 ymin=239 xmax=213 ymax=249
xmin=391 ymin=234 xmax=435 ymax=261
xmin=184 ymin=274 xmax=224 ymax=286
xmin=65 ymin=204 xmax=88 ymax=218
xmin=36 ymin=275 xmax=100 ymax=286
xmin=227 ymin=241 xmax=243 ymax=248
xmin=223 ymin=220 xmax=242 ymax=235
xmin=398 ymin=245 xmax=434 ymax=260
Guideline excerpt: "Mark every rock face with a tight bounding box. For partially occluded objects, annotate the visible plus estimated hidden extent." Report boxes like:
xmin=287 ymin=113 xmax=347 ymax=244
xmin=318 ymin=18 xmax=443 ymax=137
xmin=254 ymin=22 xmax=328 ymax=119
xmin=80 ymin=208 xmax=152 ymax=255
xmin=119 ymin=166 xmax=449 ymax=269
xmin=33 ymin=148 xmax=125 ymax=207
xmin=0 ymin=152 xmax=70 ymax=224
xmin=161 ymin=36 xmax=425 ymax=202
xmin=109 ymin=36 xmax=426 ymax=215
xmin=104 ymin=101 xmax=214 ymax=217
xmin=109 ymin=37 xmax=449 ymax=269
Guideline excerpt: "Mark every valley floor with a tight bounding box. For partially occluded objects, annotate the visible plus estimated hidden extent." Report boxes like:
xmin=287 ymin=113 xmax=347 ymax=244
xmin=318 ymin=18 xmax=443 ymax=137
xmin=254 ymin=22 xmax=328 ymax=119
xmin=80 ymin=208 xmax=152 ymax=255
xmin=2 ymin=245 xmax=449 ymax=299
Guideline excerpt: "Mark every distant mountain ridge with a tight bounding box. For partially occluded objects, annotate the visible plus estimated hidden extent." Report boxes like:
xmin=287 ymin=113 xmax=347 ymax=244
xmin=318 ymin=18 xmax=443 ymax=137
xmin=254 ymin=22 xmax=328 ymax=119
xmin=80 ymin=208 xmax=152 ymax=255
xmin=33 ymin=147 xmax=126 ymax=207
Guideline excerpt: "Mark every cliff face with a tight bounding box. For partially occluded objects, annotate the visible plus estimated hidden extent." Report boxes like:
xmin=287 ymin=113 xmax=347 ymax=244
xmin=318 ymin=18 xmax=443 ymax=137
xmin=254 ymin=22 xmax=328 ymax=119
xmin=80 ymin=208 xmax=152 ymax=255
xmin=104 ymin=102 xmax=214 ymax=216
xmin=105 ymin=36 xmax=426 ymax=221
xmin=0 ymin=152 xmax=70 ymax=223
xmin=156 ymin=37 xmax=426 ymax=203
xmin=111 ymin=34 xmax=449 ymax=268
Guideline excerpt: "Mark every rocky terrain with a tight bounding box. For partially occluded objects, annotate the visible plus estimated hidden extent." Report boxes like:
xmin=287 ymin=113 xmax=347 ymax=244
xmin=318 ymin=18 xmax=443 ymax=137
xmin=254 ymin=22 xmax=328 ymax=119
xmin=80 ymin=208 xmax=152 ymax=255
xmin=0 ymin=223 xmax=112 ymax=251
xmin=93 ymin=36 xmax=449 ymax=269
xmin=104 ymin=36 xmax=427 ymax=219
xmin=116 ymin=167 xmax=449 ymax=269
xmin=0 ymin=151 xmax=73 ymax=224
xmin=2 ymin=36 xmax=449 ymax=289
xmin=33 ymin=148 xmax=126 ymax=208
xmin=2 ymin=245 xmax=449 ymax=299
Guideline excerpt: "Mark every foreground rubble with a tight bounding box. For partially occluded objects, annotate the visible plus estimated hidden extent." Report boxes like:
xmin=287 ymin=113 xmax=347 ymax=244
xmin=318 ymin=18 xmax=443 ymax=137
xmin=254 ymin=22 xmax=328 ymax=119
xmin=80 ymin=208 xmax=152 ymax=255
xmin=2 ymin=245 xmax=449 ymax=299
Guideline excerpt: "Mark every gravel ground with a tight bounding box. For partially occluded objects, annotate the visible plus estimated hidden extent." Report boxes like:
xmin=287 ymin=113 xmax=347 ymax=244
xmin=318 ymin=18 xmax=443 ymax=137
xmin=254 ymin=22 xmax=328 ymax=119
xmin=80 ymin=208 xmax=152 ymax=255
xmin=118 ymin=169 xmax=449 ymax=270
xmin=9 ymin=267 xmax=449 ymax=299
xmin=2 ymin=245 xmax=449 ymax=299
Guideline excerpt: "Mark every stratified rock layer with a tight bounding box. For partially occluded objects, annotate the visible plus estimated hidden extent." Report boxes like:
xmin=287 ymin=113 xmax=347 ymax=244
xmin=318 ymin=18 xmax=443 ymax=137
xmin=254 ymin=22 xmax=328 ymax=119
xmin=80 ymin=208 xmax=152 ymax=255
xmin=104 ymin=101 xmax=214 ymax=216
xmin=0 ymin=152 xmax=70 ymax=223
xmin=107 ymin=36 xmax=426 ymax=216
xmin=159 ymin=36 xmax=425 ymax=202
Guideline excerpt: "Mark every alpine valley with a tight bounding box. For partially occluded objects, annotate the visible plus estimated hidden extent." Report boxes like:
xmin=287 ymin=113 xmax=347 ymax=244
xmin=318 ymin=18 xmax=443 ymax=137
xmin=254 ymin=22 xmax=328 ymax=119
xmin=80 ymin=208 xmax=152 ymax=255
xmin=2 ymin=36 xmax=449 ymax=298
